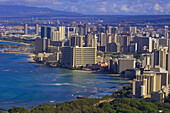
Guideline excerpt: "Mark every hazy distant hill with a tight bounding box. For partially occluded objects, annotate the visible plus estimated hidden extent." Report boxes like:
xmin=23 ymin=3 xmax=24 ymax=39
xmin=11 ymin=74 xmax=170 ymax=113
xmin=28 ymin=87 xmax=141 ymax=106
xmin=0 ymin=5 xmax=169 ymax=25
xmin=0 ymin=5 xmax=82 ymax=18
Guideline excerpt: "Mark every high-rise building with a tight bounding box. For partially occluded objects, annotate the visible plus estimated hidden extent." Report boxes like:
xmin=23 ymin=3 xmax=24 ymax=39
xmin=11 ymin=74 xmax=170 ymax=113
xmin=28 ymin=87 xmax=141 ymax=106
xmin=41 ymin=26 xmax=65 ymax=41
xmin=140 ymin=53 xmax=154 ymax=68
xmin=57 ymin=26 xmax=65 ymax=40
xmin=133 ymin=73 xmax=161 ymax=98
xmin=152 ymin=39 xmax=159 ymax=51
xmin=111 ymin=27 xmax=118 ymax=34
xmin=62 ymin=47 xmax=96 ymax=67
xmin=51 ymin=31 xmax=60 ymax=41
xmin=159 ymin=38 xmax=168 ymax=47
xmin=97 ymin=24 xmax=105 ymax=33
xmin=42 ymin=37 xmax=50 ymax=52
xmin=41 ymin=26 xmax=47 ymax=38
xmin=35 ymin=37 xmax=50 ymax=53
xmin=118 ymin=58 xmax=136 ymax=73
xmin=107 ymin=42 xmax=120 ymax=53
xmin=117 ymin=35 xmax=131 ymax=53
xmin=24 ymin=24 xmax=28 ymax=35
xmin=35 ymin=24 xmax=39 ymax=35
xmin=133 ymin=36 xmax=153 ymax=52
xmin=35 ymin=37 xmax=43 ymax=53
xmin=84 ymin=24 xmax=88 ymax=35
xmin=66 ymin=27 xmax=76 ymax=39
xmin=130 ymin=27 xmax=137 ymax=34
xmin=85 ymin=33 xmax=97 ymax=48
xmin=129 ymin=43 xmax=137 ymax=53
xmin=78 ymin=25 xmax=84 ymax=35
xmin=123 ymin=25 xmax=130 ymax=33
xmin=154 ymin=47 xmax=168 ymax=69
xmin=89 ymin=25 xmax=96 ymax=33
xmin=99 ymin=33 xmax=107 ymax=46
xmin=69 ymin=35 xmax=83 ymax=47
xmin=133 ymin=68 xmax=169 ymax=98
xmin=166 ymin=53 xmax=170 ymax=84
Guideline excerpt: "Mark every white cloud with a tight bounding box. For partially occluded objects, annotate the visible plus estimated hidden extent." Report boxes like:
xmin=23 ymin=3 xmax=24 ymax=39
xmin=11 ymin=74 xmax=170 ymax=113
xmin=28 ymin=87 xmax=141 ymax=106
xmin=112 ymin=3 xmax=117 ymax=9
xmin=120 ymin=4 xmax=129 ymax=12
xmin=154 ymin=3 xmax=163 ymax=12
xmin=97 ymin=1 xmax=107 ymax=7
xmin=70 ymin=6 xmax=78 ymax=12
xmin=166 ymin=3 xmax=170 ymax=13
xmin=98 ymin=7 xmax=107 ymax=12
xmin=53 ymin=1 xmax=63 ymax=5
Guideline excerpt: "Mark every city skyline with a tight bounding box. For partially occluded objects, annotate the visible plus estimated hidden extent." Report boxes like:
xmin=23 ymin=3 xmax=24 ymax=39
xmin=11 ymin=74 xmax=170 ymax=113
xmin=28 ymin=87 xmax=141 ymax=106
xmin=0 ymin=0 xmax=169 ymax=15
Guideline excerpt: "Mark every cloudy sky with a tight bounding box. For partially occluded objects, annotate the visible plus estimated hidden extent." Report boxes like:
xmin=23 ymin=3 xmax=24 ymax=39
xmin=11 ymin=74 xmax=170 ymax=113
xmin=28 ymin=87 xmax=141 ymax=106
xmin=0 ymin=0 xmax=170 ymax=15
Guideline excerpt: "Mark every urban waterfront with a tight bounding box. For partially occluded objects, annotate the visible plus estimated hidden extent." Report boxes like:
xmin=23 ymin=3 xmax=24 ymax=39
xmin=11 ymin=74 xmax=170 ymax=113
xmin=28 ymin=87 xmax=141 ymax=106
xmin=0 ymin=41 xmax=129 ymax=109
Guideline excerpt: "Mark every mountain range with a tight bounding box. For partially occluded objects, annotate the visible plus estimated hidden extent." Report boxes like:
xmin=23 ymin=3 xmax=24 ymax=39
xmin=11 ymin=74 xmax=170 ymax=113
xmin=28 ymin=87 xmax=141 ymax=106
xmin=0 ymin=5 xmax=169 ymax=24
xmin=0 ymin=5 xmax=82 ymax=18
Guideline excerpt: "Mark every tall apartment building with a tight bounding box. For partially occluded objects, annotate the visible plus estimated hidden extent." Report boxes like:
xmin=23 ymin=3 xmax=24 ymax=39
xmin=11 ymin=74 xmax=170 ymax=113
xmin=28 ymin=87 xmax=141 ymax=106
xmin=111 ymin=27 xmax=118 ymax=34
xmin=84 ymin=23 xmax=88 ymax=35
xmin=118 ymin=58 xmax=136 ymax=73
xmin=41 ymin=26 xmax=65 ymax=41
xmin=166 ymin=53 xmax=170 ymax=83
xmin=159 ymin=38 xmax=168 ymax=47
xmin=117 ymin=35 xmax=131 ymax=53
xmin=35 ymin=37 xmax=50 ymax=53
xmin=97 ymin=24 xmax=105 ymax=33
xmin=130 ymin=27 xmax=137 ymax=34
xmin=57 ymin=26 xmax=65 ymax=40
xmin=35 ymin=24 xmax=39 ymax=35
xmin=133 ymin=36 xmax=153 ymax=52
xmin=41 ymin=26 xmax=52 ymax=39
xmin=85 ymin=33 xmax=97 ymax=48
xmin=51 ymin=31 xmax=60 ymax=41
xmin=140 ymin=53 xmax=154 ymax=68
xmin=62 ymin=47 xmax=96 ymax=67
xmin=24 ymin=24 xmax=28 ymax=35
xmin=133 ymin=68 xmax=168 ymax=98
xmin=69 ymin=35 xmax=83 ymax=47
xmin=66 ymin=27 xmax=76 ymax=39
xmin=129 ymin=43 xmax=137 ymax=53
xmin=99 ymin=33 xmax=107 ymax=46
xmin=107 ymin=42 xmax=120 ymax=53
xmin=154 ymin=47 xmax=168 ymax=69
xmin=78 ymin=25 xmax=84 ymax=35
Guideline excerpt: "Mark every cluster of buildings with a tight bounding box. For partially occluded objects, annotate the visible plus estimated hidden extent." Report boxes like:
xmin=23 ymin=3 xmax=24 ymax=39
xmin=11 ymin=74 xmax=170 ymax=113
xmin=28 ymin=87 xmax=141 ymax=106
xmin=32 ymin=23 xmax=170 ymax=102
xmin=0 ymin=24 xmax=40 ymax=39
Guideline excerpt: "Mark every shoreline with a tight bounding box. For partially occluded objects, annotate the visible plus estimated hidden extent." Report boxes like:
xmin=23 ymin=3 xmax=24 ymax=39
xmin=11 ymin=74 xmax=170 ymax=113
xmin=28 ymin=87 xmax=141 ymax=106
xmin=0 ymin=51 xmax=132 ymax=109
xmin=1 ymin=51 xmax=35 ymax=62
xmin=0 ymin=40 xmax=30 ymax=46
xmin=1 ymin=51 xmax=132 ymax=82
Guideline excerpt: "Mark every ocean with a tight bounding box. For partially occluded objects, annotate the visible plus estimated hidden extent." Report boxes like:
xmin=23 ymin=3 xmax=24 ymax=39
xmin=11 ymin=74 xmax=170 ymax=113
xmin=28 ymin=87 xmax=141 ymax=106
xmin=0 ymin=41 xmax=130 ymax=109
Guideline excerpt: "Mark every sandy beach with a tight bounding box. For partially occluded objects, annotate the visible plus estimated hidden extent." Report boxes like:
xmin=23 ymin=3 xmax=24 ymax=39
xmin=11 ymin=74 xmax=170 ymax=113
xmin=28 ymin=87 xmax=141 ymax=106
xmin=27 ymin=53 xmax=35 ymax=62
xmin=1 ymin=51 xmax=35 ymax=62
xmin=72 ymin=69 xmax=121 ymax=76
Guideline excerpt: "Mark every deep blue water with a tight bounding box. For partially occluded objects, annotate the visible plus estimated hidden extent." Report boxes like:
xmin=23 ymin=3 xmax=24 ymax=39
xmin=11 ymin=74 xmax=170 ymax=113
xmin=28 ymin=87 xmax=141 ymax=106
xmin=0 ymin=41 xmax=129 ymax=109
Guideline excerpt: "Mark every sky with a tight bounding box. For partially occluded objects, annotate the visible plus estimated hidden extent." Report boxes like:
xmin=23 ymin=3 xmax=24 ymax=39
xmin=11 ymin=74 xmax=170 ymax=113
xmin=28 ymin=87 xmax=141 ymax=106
xmin=0 ymin=0 xmax=170 ymax=15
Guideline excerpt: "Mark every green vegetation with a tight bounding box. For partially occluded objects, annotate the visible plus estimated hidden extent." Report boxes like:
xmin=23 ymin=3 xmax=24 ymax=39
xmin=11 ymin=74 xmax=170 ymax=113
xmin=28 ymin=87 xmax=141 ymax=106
xmin=5 ymin=85 xmax=170 ymax=113
xmin=0 ymin=37 xmax=34 ymax=45
xmin=111 ymin=85 xmax=132 ymax=98
xmin=0 ymin=44 xmax=24 ymax=47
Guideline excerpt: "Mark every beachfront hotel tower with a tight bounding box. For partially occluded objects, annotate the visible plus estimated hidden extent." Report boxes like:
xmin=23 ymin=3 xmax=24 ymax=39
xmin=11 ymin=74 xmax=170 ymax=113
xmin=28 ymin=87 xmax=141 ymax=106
xmin=62 ymin=46 xmax=97 ymax=67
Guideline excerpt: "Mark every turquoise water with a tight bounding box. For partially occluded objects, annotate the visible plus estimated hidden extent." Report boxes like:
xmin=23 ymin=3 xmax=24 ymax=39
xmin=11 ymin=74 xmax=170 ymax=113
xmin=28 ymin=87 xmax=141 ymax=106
xmin=0 ymin=41 xmax=130 ymax=109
